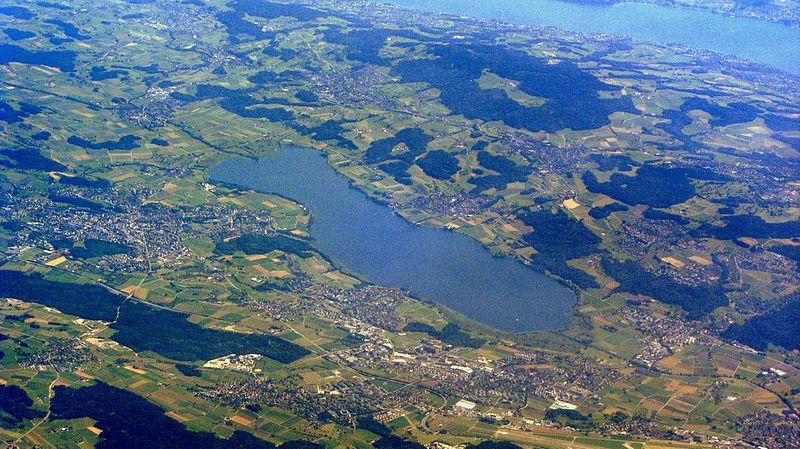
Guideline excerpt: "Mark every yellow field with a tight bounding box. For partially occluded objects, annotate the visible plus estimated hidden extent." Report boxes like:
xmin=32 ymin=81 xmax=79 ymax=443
xmin=44 ymin=256 xmax=67 ymax=267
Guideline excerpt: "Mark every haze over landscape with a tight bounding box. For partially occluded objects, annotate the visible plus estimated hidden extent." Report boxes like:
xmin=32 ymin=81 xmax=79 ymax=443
xmin=0 ymin=0 xmax=798 ymax=448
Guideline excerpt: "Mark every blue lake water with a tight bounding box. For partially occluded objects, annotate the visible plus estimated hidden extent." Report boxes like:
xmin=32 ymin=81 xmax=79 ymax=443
xmin=210 ymin=146 xmax=576 ymax=333
xmin=386 ymin=0 xmax=800 ymax=74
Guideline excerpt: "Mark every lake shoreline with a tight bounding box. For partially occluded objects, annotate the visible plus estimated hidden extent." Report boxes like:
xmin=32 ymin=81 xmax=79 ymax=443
xmin=384 ymin=0 xmax=800 ymax=74
xmin=209 ymin=146 xmax=577 ymax=333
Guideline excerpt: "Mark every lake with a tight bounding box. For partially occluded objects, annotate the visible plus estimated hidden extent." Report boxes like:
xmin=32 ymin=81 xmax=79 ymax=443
xmin=386 ymin=0 xmax=800 ymax=74
xmin=210 ymin=146 xmax=576 ymax=333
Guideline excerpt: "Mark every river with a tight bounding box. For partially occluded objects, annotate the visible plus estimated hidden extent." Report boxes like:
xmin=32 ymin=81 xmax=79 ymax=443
xmin=210 ymin=146 xmax=576 ymax=333
xmin=386 ymin=0 xmax=800 ymax=74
